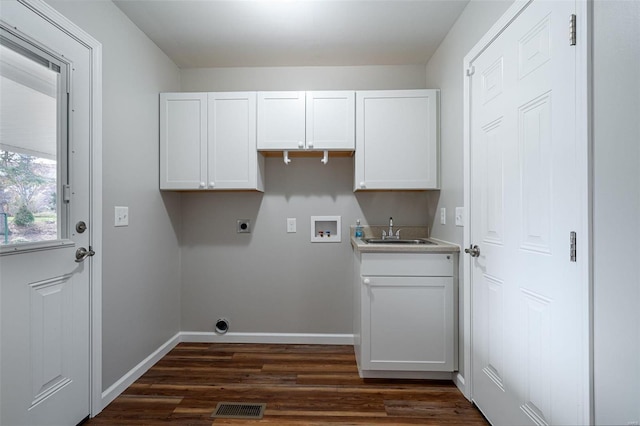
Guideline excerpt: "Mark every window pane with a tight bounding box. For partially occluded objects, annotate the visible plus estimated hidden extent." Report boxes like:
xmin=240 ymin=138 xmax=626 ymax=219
xmin=0 ymin=41 xmax=60 ymax=245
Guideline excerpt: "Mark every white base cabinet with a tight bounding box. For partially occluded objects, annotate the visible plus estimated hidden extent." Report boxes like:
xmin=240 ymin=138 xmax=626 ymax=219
xmin=160 ymin=92 xmax=264 ymax=191
xmin=354 ymin=251 xmax=457 ymax=376
xmin=354 ymin=89 xmax=439 ymax=190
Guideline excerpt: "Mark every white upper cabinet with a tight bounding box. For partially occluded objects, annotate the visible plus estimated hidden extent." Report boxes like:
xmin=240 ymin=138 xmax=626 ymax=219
xmin=306 ymin=91 xmax=355 ymax=150
xmin=207 ymin=92 xmax=264 ymax=190
xmin=160 ymin=92 xmax=264 ymax=191
xmin=257 ymin=91 xmax=305 ymax=150
xmin=257 ymin=91 xmax=355 ymax=151
xmin=354 ymin=90 xmax=439 ymax=190
xmin=160 ymin=92 xmax=207 ymax=190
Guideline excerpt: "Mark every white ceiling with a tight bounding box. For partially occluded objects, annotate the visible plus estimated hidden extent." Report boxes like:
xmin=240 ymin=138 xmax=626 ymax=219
xmin=114 ymin=0 xmax=470 ymax=69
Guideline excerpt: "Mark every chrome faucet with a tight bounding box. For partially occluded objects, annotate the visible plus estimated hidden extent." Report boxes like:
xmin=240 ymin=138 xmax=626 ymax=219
xmin=382 ymin=217 xmax=400 ymax=239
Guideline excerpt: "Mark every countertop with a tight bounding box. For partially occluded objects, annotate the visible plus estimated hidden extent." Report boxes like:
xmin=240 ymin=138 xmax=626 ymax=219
xmin=350 ymin=225 xmax=460 ymax=254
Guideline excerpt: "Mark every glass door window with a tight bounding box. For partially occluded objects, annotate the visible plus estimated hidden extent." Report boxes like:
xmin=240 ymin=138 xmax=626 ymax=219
xmin=0 ymin=33 xmax=67 ymax=246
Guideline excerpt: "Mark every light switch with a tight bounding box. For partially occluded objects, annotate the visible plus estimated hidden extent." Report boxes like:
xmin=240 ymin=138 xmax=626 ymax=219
xmin=287 ymin=218 xmax=296 ymax=233
xmin=440 ymin=207 xmax=446 ymax=225
xmin=455 ymin=207 xmax=464 ymax=227
xmin=114 ymin=206 xmax=128 ymax=227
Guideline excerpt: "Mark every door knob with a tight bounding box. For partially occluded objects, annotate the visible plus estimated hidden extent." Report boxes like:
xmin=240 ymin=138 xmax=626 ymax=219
xmin=464 ymin=244 xmax=480 ymax=257
xmin=75 ymin=246 xmax=95 ymax=262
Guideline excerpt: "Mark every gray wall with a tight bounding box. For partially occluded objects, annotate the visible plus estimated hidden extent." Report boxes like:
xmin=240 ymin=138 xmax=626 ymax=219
xmin=593 ymin=1 xmax=640 ymax=424
xmin=180 ymin=65 xmax=428 ymax=92
xmin=423 ymin=0 xmax=514 ymax=382
xmin=179 ymin=65 xmax=432 ymax=333
xmin=47 ymin=1 xmax=183 ymax=391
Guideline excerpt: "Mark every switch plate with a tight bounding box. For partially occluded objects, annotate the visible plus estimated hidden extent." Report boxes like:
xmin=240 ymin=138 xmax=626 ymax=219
xmin=114 ymin=206 xmax=128 ymax=227
xmin=287 ymin=218 xmax=296 ymax=233
xmin=455 ymin=207 xmax=464 ymax=227
xmin=440 ymin=207 xmax=446 ymax=225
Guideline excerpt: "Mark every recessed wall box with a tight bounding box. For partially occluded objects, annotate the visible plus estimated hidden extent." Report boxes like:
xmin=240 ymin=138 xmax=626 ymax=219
xmin=311 ymin=216 xmax=341 ymax=243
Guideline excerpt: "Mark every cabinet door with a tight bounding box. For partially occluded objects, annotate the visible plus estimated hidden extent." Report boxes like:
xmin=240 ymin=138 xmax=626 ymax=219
xmin=355 ymin=90 xmax=439 ymax=190
xmin=257 ymin=91 xmax=305 ymax=150
xmin=361 ymin=275 xmax=454 ymax=371
xmin=207 ymin=92 xmax=263 ymax=191
xmin=306 ymin=91 xmax=355 ymax=150
xmin=160 ymin=93 xmax=207 ymax=189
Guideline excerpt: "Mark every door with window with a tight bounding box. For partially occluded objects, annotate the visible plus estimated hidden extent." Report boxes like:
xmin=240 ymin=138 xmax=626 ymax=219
xmin=0 ymin=3 xmax=95 ymax=424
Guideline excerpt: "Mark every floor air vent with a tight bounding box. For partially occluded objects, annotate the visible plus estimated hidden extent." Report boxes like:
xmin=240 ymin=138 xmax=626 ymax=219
xmin=211 ymin=402 xmax=266 ymax=420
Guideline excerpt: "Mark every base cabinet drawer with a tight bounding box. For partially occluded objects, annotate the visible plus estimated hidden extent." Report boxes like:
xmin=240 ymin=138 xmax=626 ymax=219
xmin=360 ymin=252 xmax=453 ymax=276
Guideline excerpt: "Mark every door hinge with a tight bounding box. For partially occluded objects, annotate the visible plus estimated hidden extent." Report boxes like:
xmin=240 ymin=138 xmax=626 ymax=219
xmin=569 ymin=14 xmax=577 ymax=46
xmin=63 ymin=184 xmax=71 ymax=203
xmin=570 ymin=231 xmax=577 ymax=262
xmin=466 ymin=65 xmax=476 ymax=77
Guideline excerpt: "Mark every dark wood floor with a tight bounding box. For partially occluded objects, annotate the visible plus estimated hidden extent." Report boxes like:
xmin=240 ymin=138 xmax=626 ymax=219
xmin=87 ymin=343 xmax=488 ymax=425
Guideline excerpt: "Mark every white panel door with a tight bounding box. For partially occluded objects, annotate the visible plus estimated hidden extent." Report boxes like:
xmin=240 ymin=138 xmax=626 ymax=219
xmin=207 ymin=92 xmax=262 ymax=190
xmin=355 ymin=90 xmax=439 ymax=190
xmin=0 ymin=3 xmax=95 ymax=424
xmin=469 ymin=1 xmax=584 ymax=425
xmin=306 ymin=91 xmax=355 ymax=150
xmin=257 ymin=91 xmax=305 ymax=150
xmin=160 ymin=92 xmax=207 ymax=189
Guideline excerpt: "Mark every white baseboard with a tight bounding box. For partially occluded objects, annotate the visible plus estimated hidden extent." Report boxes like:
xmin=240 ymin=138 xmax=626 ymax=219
xmin=101 ymin=332 xmax=181 ymax=409
xmin=455 ymin=372 xmax=470 ymax=400
xmin=180 ymin=331 xmax=354 ymax=345
xmin=358 ymin=369 xmax=453 ymax=380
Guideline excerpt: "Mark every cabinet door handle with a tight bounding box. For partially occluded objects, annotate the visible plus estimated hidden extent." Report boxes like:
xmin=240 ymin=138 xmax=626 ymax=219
xmin=209 ymin=182 xmax=215 ymax=188
xmin=359 ymin=181 xmax=366 ymax=189
xmin=298 ymin=141 xmax=304 ymax=149
xmin=363 ymin=278 xmax=371 ymax=286
xmin=308 ymin=141 xmax=314 ymax=149
xmin=199 ymin=182 xmax=205 ymax=188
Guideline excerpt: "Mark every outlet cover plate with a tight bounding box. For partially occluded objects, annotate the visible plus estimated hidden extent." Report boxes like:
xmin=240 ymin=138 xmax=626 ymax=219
xmin=455 ymin=207 xmax=464 ymax=227
xmin=237 ymin=219 xmax=251 ymax=233
xmin=114 ymin=206 xmax=128 ymax=227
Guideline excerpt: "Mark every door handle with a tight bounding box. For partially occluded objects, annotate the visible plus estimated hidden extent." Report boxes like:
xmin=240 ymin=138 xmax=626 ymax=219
xmin=464 ymin=244 xmax=481 ymax=257
xmin=75 ymin=246 xmax=95 ymax=262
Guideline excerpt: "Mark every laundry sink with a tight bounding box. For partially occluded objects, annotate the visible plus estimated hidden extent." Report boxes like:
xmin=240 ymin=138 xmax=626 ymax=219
xmin=362 ymin=238 xmax=435 ymax=245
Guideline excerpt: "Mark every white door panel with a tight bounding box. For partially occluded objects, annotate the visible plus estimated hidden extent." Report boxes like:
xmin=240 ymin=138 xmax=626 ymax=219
xmin=2 ymin=246 xmax=89 ymax=425
xmin=469 ymin=1 xmax=583 ymax=425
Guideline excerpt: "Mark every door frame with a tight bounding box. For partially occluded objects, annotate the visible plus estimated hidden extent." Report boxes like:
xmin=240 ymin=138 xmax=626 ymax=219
xmin=12 ymin=0 xmax=104 ymax=417
xmin=461 ymin=0 xmax=592 ymax=422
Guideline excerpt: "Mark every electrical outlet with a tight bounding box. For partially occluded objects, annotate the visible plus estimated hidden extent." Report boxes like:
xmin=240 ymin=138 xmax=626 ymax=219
xmin=236 ymin=219 xmax=250 ymax=233
xmin=114 ymin=206 xmax=128 ymax=227
xmin=455 ymin=207 xmax=464 ymax=227
xmin=440 ymin=207 xmax=446 ymax=225
xmin=287 ymin=218 xmax=296 ymax=233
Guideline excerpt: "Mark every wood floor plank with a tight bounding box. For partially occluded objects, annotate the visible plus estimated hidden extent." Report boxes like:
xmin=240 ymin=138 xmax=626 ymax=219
xmin=87 ymin=343 xmax=488 ymax=425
